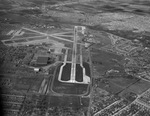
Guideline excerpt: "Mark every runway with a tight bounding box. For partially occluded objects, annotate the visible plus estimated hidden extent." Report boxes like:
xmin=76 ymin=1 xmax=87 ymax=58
xmin=58 ymin=26 xmax=90 ymax=84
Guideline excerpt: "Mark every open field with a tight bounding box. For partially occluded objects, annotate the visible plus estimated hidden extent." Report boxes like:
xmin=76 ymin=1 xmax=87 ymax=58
xmin=0 ymin=74 xmax=17 ymax=89
xmin=83 ymin=62 xmax=91 ymax=77
xmin=96 ymin=80 xmax=123 ymax=94
xmin=95 ymin=75 xmax=144 ymax=95
xmin=76 ymin=64 xmax=83 ymax=82
xmin=121 ymin=79 xmax=150 ymax=95
xmin=55 ymin=35 xmax=73 ymax=41
xmin=4 ymin=40 xmax=14 ymax=44
xmin=49 ymin=95 xmax=89 ymax=107
xmin=13 ymin=39 xmax=28 ymax=43
xmin=61 ymin=63 xmax=71 ymax=81
xmin=109 ymin=76 xmax=139 ymax=88
xmin=61 ymin=32 xmax=74 ymax=36
xmin=14 ymin=77 xmax=44 ymax=92
xmin=67 ymin=49 xmax=72 ymax=61
xmin=91 ymin=50 xmax=124 ymax=74
xmin=27 ymin=36 xmax=46 ymax=41
xmin=88 ymin=30 xmax=112 ymax=47
xmin=99 ymin=76 xmax=150 ymax=96
xmin=11 ymin=33 xmax=42 ymax=39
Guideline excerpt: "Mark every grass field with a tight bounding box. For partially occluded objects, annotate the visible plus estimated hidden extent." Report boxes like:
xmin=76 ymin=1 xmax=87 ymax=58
xmin=76 ymin=64 xmax=83 ymax=82
xmin=91 ymin=50 xmax=124 ymax=74
xmin=61 ymin=63 xmax=71 ymax=81
xmin=61 ymin=32 xmax=73 ymax=36
xmin=125 ymin=79 xmax=150 ymax=95
xmin=4 ymin=41 xmax=13 ymax=44
xmin=0 ymin=74 xmax=16 ymax=89
xmin=102 ymin=76 xmax=150 ymax=97
xmin=95 ymin=33 xmax=112 ymax=47
xmin=27 ymin=36 xmax=46 ymax=41
xmin=55 ymin=35 xmax=73 ymax=41
xmin=14 ymin=77 xmax=44 ymax=92
xmin=109 ymin=77 xmax=139 ymax=88
xmin=67 ymin=49 xmax=72 ymax=61
xmin=96 ymin=75 xmax=142 ymax=95
xmin=12 ymin=33 xmax=42 ymax=39
xmin=49 ymin=95 xmax=89 ymax=107
xmin=83 ymin=62 xmax=91 ymax=77
xmin=96 ymin=80 xmax=123 ymax=94
xmin=14 ymin=39 xmax=28 ymax=43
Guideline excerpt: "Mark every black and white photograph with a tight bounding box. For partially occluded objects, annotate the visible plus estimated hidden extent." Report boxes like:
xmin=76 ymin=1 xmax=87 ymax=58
xmin=0 ymin=0 xmax=150 ymax=116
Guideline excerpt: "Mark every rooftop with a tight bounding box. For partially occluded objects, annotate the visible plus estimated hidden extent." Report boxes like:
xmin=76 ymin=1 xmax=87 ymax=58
xmin=36 ymin=56 xmax=49 ymax=65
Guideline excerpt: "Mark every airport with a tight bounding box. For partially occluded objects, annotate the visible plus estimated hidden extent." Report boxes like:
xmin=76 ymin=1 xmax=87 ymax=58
xmin=58 ymin=26 xmax=90 ymax=84
xmin=51 ymin=26 xmax=91 ymax=96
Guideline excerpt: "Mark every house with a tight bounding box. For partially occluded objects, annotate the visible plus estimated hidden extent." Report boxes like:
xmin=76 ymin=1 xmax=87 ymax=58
xmin=34 ymin=68 xmax=40 ymax=72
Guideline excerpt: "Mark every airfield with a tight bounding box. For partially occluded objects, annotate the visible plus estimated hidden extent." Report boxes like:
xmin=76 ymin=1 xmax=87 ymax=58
xmin=50 ymin=26 xmax=91 ymax=97
xmin=1 ymin=25 xmax=92 ymax=108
